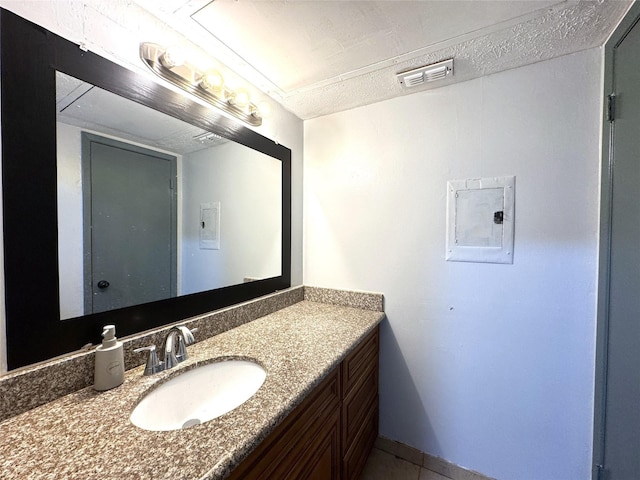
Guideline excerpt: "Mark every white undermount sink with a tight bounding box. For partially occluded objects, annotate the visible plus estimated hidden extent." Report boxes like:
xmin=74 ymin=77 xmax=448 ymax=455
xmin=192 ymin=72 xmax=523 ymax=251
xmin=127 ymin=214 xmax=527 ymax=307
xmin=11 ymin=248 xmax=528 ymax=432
xmin=130 ymin=359 xmax=266 ymax=431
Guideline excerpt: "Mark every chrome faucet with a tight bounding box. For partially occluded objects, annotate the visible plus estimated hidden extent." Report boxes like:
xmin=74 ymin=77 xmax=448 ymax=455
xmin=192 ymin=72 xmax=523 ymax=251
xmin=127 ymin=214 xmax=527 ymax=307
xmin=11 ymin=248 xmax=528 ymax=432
xmin=162 ymin=325 xmax=196 ymax=369
xmin=135 ymin=325 xmax=197 ymax=376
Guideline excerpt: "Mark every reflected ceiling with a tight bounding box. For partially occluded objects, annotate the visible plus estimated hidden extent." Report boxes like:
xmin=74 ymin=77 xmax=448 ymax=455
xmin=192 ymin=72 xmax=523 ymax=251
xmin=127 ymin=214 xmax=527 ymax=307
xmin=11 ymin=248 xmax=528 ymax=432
xmin=56 ymin=72 xmax=227 ymax=154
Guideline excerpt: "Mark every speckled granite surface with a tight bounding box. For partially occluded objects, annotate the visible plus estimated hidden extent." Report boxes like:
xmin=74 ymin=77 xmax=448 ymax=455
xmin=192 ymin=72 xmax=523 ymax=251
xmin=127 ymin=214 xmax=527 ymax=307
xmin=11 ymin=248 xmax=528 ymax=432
xmin=0 ymin=300 xmax=384 ymax=480
xmin=304 ymin=286 xmax=384 ymax=311
xmin=0 ymin=286 xmax=305 ymax=422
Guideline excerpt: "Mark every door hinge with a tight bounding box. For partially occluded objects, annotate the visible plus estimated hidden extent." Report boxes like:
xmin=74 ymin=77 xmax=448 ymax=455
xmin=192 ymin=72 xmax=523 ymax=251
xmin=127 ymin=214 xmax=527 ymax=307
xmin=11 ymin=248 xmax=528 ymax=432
xmin=596 ymin=464 xmax=605 ymax=480
xmin=607 ymin=94 xmax=616 ymax=122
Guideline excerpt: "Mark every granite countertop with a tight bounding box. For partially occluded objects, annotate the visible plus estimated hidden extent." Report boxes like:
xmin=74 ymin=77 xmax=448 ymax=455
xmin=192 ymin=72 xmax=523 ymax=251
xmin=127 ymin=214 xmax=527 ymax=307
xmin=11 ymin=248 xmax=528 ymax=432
xmin=0 ymin=300 xmax=384 ymax=480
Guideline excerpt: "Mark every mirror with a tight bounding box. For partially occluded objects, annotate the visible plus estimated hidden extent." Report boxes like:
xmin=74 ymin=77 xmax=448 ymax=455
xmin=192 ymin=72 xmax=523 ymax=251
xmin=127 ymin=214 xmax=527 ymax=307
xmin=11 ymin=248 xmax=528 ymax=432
xmin=1 ymin=9 xmax=291 ymax=369
xmin=56 ymin=73 xmax=282 ymax=319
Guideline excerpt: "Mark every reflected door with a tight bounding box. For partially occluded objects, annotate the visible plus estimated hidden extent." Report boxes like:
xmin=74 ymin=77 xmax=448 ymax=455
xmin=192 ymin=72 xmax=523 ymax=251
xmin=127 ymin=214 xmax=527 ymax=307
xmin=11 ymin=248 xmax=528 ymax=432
xmin=83 ymin=133 xmax=177 ymax=314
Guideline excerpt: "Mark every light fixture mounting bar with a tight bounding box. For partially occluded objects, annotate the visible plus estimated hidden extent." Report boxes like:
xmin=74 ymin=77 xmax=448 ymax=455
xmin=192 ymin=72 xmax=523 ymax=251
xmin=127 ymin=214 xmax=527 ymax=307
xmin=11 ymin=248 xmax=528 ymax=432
xmin=139 ymin=43 xmax=263 ymax=126
xmin=397 ymin=58 xmax=454 ymax=88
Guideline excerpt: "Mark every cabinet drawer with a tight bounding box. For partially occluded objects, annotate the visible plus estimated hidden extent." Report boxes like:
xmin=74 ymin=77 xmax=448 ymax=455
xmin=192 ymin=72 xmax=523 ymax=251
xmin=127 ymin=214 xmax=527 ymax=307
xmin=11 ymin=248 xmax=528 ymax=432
xmin=342 ymin=366 xmax=377 ymax=449
xmin=343 ymin=327 xmax=379 ymax=395
xmin=343 ymin=398 xmax=379 ymax=480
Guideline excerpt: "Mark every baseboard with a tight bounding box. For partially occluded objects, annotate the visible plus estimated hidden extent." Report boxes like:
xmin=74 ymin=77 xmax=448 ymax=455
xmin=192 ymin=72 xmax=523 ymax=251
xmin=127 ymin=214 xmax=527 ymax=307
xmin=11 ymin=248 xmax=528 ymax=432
xmin=375 ymin=436 xmax=495 ymax=480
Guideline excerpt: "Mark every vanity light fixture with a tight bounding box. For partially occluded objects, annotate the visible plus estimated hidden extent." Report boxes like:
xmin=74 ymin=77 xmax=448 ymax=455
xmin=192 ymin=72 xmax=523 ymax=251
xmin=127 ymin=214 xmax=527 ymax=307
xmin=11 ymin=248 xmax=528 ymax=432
xmin=397 ymin=58 xmax=454 ymax=88
xmin=140 ymin=43 xmax=269 ymax=126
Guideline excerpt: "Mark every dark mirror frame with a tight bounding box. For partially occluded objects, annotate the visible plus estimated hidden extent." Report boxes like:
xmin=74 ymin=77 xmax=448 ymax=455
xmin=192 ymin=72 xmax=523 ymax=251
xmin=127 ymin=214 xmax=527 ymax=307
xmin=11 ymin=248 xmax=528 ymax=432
xmin=0 ymin=9 xmax=292 ymax=370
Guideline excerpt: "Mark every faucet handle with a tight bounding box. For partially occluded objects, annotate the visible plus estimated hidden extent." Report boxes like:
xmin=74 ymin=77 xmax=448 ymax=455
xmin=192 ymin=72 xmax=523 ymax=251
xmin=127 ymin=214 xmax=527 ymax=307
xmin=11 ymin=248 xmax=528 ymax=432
xmin=134 ymin=345 xmax=164 ymax=375
xmin=175 ymin=326 xmax=198 ymax=362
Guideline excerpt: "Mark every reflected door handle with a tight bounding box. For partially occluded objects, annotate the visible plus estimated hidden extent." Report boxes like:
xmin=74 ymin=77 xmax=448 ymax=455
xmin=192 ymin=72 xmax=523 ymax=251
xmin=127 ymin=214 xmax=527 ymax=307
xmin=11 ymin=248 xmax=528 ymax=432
xmin=97 ymin=280 xmax=110 ymax=289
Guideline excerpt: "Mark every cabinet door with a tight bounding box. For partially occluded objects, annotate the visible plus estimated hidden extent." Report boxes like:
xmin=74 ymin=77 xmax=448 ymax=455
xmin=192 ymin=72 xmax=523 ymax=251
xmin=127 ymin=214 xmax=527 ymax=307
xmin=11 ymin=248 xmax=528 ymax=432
xmin=286 ymin=409 xmax=341 ymax=480
xmin=228 ymin=368 xmax=341 ymax=480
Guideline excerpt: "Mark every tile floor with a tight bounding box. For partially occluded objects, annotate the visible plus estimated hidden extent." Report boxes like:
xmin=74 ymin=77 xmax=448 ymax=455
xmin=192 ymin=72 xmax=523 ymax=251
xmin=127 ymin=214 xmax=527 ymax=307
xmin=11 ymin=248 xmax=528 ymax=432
xmin=362 ymin=448 xmax=453 ymax=480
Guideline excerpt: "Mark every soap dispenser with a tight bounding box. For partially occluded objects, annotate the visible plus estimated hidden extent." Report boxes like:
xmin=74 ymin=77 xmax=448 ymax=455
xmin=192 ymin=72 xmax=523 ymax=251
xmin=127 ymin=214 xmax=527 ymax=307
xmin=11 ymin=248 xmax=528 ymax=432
xmin=94 ymin=325 xmax=125 ymax=391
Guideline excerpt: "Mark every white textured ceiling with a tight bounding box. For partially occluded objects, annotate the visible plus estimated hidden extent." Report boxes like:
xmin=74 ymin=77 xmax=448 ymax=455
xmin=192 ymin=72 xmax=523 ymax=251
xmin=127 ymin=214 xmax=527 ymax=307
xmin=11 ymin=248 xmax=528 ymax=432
xmin=190 ymin=0 xmax=561 ymax=92
xmin=135 ymin=0 xmax=633 ymax=120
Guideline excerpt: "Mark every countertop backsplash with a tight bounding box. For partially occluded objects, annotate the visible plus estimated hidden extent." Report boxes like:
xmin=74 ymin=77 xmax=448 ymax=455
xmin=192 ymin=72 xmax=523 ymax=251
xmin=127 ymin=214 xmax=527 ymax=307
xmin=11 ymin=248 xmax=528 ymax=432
xmin=0 ymin=285 xmax=383 ymax=422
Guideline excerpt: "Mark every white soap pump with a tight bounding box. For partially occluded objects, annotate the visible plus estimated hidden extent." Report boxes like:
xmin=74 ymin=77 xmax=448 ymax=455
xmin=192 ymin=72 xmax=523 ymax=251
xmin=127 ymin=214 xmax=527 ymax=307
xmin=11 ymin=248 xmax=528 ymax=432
xmin=94 ymin=324 xmax=125 ymax=391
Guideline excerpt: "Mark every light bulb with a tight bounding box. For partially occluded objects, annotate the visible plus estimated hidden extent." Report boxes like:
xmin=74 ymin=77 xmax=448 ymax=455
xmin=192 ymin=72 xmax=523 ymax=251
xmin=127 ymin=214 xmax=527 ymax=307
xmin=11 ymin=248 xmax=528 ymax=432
xmin=160 ymin=47 xmax=185 ymax=68
xmin=252 ymin=101 xmax=272 ymax=119
xmin=199 ymin=69 xmax=224 ymax=93
xmin=228 ymin=89 xmax=250 ymax=108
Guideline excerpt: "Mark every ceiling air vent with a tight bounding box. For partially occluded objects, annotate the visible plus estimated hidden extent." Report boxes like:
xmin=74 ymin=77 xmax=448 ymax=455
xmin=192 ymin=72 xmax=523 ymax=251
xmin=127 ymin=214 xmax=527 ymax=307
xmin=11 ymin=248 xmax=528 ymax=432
xmin=193 ymin=131 xmax=229 ymax=147
xmin=193 ymin=131 xmax=223 ymax=143
xmin=397 ymin=59 xmax=453 ymax=88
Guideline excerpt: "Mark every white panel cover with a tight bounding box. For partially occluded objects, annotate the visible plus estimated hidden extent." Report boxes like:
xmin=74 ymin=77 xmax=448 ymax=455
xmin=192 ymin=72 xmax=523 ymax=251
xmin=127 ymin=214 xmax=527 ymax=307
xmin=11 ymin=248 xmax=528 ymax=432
xmin=446 ymin=176 xmax=515 ymax=264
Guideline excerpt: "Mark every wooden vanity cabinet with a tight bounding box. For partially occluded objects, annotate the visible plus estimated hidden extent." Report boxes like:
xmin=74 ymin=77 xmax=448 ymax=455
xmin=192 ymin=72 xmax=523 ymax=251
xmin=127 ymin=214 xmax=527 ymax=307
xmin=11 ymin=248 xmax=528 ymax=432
xmin=341 ymin=326 xmax=379 ymax=480
xmin=228 ymin=326 xmax=379 ymax=480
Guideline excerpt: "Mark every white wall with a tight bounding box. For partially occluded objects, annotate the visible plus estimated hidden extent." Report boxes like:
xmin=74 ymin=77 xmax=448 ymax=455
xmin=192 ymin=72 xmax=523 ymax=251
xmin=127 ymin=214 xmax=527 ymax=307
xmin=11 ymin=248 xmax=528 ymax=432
xmin=57 ymin=122 xmax=85 ymax=319
xmin=0 ymin=0 xmax=304 ymax=372
xmin=181 ymin=142 xmax=281 ymax=294
xmin=304 ymin=49 xmax=602 ymax=479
